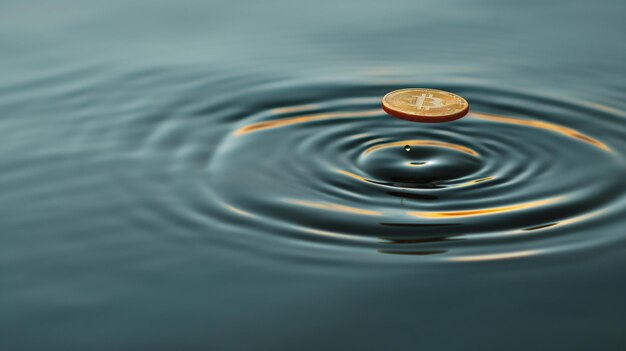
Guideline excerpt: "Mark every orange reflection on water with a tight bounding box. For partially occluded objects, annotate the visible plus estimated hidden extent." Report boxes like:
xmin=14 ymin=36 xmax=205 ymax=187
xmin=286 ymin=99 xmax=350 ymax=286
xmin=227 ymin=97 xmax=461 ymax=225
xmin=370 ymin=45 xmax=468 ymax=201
xmin=364 ymin=140 xmax=479 ymax=157
xmin=302 ymin=227 xmax=375 ymax=242
xmin=287 ymin=199 xmax=382 ymax=216
xmin=522 ymin=208 xmax=607 ymax=232
xmin=348 ymin=133 xmax=372 ymax=140
xmin=578 ymin=100 xmax=626 ymax=116
xmin=223 ymin=204 xmax=256 ymax=218
xmin=448 ymin=250 xmax=540 ymax=262
xmin=336 ymin=169 xmax=368 ymax=182
xmin=472 ymin=112 xmax=610 ymax=152
xmin=234 ymin=109 xmax=382 ymax=136
xmin=408 ymin=196 xmax=563 ymax=219
xmin=405 ymin=161 xmax=430 ymax=167
xmin=452 ymin=176 xmax=495 ymax=188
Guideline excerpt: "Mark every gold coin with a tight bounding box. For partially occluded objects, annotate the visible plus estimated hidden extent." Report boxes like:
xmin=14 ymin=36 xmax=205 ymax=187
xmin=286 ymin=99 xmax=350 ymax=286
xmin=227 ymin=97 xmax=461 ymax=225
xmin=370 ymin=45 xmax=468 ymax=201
xmin=382 ymin=88 xmax=469 ymax=123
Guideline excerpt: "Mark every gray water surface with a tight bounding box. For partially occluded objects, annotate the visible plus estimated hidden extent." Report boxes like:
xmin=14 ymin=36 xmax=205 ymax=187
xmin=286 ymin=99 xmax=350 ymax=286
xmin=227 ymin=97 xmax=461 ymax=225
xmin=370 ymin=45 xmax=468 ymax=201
xmin=2 ymin=1 xmax=626 ymax=350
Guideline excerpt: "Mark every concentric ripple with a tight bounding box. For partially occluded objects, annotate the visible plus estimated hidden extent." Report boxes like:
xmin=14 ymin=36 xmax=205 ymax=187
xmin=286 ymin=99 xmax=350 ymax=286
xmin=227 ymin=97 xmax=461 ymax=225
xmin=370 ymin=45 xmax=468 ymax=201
xmin=207 ymin=79 xmax=626 ymax=262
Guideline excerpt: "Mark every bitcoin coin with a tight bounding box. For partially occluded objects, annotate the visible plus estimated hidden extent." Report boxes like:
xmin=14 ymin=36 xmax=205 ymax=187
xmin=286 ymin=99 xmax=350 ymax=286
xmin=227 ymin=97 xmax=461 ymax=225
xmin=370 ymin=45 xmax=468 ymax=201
xmin=382 ymin=88 xmax=469 ymax=123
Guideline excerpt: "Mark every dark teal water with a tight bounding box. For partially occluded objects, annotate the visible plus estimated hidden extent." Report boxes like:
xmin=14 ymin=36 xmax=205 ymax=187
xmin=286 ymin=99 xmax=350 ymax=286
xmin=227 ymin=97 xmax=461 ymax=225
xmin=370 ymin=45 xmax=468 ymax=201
xmin=2 ymin=1 xmax=626 ymax=350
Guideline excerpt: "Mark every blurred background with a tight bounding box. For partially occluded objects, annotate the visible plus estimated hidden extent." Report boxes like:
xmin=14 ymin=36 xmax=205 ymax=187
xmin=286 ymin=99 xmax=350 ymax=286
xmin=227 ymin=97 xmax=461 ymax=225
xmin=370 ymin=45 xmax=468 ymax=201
xmin=2 ymin=0 xmax=626 ymax=350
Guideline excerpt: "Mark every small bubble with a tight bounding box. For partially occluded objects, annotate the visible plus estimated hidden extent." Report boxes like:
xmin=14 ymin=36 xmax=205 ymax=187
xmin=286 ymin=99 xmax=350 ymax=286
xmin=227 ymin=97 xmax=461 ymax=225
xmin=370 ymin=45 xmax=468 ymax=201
xmin=404 ymin=145 xmax=411 ymax=151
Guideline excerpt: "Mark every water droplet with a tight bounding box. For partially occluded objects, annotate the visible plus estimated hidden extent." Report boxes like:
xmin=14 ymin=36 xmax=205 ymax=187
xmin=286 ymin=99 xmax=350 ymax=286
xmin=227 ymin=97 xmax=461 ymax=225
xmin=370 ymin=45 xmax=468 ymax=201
xmin=404 ymin=145 xmax=411 ymax=151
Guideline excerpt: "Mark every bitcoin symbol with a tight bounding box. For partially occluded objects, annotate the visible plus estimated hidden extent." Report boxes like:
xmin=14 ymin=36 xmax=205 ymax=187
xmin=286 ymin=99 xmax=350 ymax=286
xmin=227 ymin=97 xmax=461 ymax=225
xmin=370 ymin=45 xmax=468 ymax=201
xmin=413 ymin=93 xmax=445 ymax=111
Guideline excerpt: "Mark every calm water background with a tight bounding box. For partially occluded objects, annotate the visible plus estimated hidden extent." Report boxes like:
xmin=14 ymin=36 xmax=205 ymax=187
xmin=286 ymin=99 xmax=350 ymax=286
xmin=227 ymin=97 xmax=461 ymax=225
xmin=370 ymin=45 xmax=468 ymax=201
xmin=2 ymin=1 xmax=626 ymax=350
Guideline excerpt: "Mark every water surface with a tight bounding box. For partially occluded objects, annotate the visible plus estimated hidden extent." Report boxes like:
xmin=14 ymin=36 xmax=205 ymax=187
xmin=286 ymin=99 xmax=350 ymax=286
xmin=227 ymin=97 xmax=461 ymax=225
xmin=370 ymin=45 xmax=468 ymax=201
xmin=2 ymin=1 xmax=626 ymax=350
